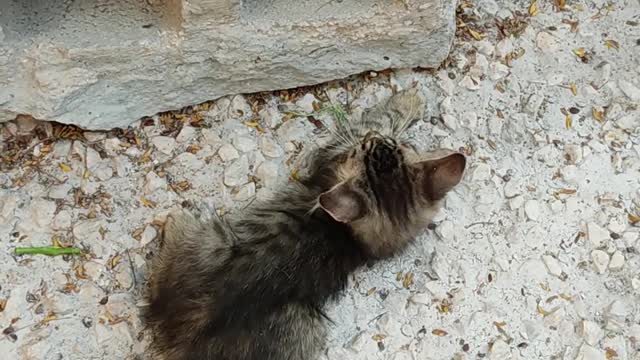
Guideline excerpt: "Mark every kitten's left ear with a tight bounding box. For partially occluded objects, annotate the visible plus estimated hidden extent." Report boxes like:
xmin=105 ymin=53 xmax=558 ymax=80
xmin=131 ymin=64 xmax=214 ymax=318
xmin=415 ymin=153 xmax=466 ymax=201
xmin=319 ymin=181 xmax=366 ymax=223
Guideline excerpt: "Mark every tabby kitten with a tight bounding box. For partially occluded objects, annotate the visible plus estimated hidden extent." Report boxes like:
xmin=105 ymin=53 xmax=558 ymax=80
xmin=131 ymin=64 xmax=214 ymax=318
xmin=145 ymin=89 xmax=466 ymax=360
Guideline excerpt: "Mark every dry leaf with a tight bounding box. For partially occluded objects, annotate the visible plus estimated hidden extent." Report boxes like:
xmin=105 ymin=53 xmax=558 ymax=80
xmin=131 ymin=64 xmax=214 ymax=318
xmin=555 ymin=0 xmax=566 ymax=10
xmin=569 ymin=83 xmax=578 ymax=96
xmin=140 ymin=197 xmax=157 ymax=208
xmin=592 ymin=107 xmax=605 ymax=123
xmin=573 ymin=48 xmax=586 ymax=58
xmin=41 ymin=312 xmax=58 ymax=325
xmin=565 ymin=114 xmax=572 ymax=129
xmin=372 ymin=334 xmax=386 ymax=341
xmin=0 ymin=299 xmax=6 ymax=312
xmin=402 ymin=272 xmax=414 ymax=289
xmin=529 ymin=0 xmax=539 ymax=16
xmin=432 ymin=329 xmax=448 ymax=336
xmin=289 ymin=169 xmax=300 ymax=182
xmin=243 ymin=121 xmax=265 ymax=133
xmin=604 ymin=39 xmax=620 ymax=50
xmin=629 ymin=213 xmax=640 ymax=224
xmin=468 ymin=28 xmax=486 ymax=41
xmin=58 ymin=163 xmax=72 ymax=172
xmin=186 ymin=145 xmax=201 ymax=154
xmin=605 ymin=348 xmax=619 ymax=359
xmin=366 ymin=287 xmax=377 ymax=296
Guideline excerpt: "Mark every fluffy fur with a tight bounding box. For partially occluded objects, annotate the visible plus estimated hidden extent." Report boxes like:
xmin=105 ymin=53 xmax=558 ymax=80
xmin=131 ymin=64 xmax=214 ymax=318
xmin=145 ymin=89 xmax=466 ymax=360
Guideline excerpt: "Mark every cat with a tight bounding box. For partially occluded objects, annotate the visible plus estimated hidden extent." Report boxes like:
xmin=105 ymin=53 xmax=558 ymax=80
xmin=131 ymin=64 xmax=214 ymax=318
xmin=144 ymin=89 xmax=466 ymax=360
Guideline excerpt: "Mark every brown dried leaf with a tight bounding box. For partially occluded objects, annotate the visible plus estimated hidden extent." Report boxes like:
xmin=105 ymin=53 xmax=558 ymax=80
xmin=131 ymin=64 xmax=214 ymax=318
xmin=468 ymin=28 xmax=486 ymax=41
xmin=366 ymin=287 xmax=377 ymax=296
xmin=289 ymin=169 xmax=300 ymax=182
xmin=171 ymin=180 xmax=192 ymax=193
xmin=565 ymin=114 xmax=572 ymax=129
xmin=0 ymin=299 xmax=6 ymax=312
xmin=58 ymin=163 xmax=72 ymax=172
xmin=573 ymin=47 xmax=586 ymax=58
xmin=569 ymin=83 xmax=578 ymax=96
xmin=592 ymin=107 xmax=605 ymax=123
xmin=186 ymin=145 xmax=201 ymax=154
xmin=528 ymin=0 xmax=539 ymax=16
xmin=605 ymin=347 xmax=619 ymax=359
xmin=372 ymin=334 xmax=387 ymax=341
xmin=243 ymin=121 xmax=265 ymax=134
xmin=432 ymin=329 xmax=448 ymax=336
xmin=402 ymin=272 xmax=414 ymax=289
xmin=604 ymin=39 xmax=620 ymax=50
xmin=140 ymin=197 xmax=156 ymax=208
xmin=629 ymin=213 xmax=640 ymax=224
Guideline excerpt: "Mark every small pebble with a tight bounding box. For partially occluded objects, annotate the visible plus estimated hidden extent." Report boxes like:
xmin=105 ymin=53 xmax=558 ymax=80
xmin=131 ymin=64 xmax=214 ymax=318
xmin=591 ymin=250 xmax=610 ymax=274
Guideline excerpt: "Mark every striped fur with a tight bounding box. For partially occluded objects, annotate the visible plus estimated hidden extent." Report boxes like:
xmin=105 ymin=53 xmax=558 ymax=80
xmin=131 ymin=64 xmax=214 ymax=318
xmin=145 ymin=90 xmax=466 ymax=359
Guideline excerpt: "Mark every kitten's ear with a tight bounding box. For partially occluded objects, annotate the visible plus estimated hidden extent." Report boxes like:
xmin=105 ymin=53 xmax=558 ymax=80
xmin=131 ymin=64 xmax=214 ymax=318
xmin=416 ymin=153 xmax=466 ymax=201
xmin=319 ymin=181 xmax=365 ymax=223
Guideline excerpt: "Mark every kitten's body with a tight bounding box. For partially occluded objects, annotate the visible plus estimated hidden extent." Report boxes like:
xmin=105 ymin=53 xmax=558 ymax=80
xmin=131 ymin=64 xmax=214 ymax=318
xmin=146 ymin=90 xmax=466 ymax=360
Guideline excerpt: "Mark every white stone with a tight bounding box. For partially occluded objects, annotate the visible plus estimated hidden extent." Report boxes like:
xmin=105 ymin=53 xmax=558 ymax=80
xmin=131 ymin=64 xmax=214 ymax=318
xmin=218 ymin=143 xmax=240 ymax=162
xmin=140 ymin=225 xmax=157 ymax=247
xmin=152 ymin=136 xmax=177 ymax=155
xmin=608 ymin=251 xmax=625 ymax=271
xmin=575 ymin=343 xmax=605 ymax=360
xmin=618 ymin=80 xmax=640 ymax=101
xmin=48 ymin=183 xmax=73 ymax=199
xmin=460 ymin=111 xmax=478 ymax=130
xmin=542 ymin=255 xmax=563 ymax=278
xmin=256 ymin=161 xmax=280 ymax=189
xmin=115 ymin=266 xmax=133 ymax=289
xmin=577 ymin=320 xmax=603 ymax=346
xmin=144 ymin=171 xmax=167 ymax=194
xmin=296 ymin=93 xmax=318 ymax=113
xmin=441 ymin=114 xmax=458 ymax=130
xmin=224 ymin=156 xmax=249 ymax=187
xmin=524 ymin=200 xmax=541 ymax=221
xmin=504 ymin=181 xmax=520 ymax=198
xmin=509 ymin=195 xmax=525 ymax=210
xmin=232 ymin=136 xmax=257 ymax=153
xmin=277 ymin=119 xmax=308 ymax=142
xmin=435 ymin=220 xmax=455 ymax=241
xmin=489 ymin=62 xmax=510 ymax=80
xmin=591 ymin=250 xmax=610 ymax=274
xmin=587 ymin=223 xmax=609 ymax=248
xmin=616 ymin=114 xmax=639 ymax=130
xmin=52 ymin=210 xmax=72 ymax=230
xmin=564 ymin=145 xmax=583 ymax=165
xmin=489 ymin=339 xmax=511 ymax=359
xmin=176 ymin=126 xmax=197 ymax=143
xmin=471 ymin=163 xmax=491 ymax=182
xmin=259 ymin=107 xmax=282 ymax=129
xmin=73 ymin=220 xmax=107 ymax=244
xmin=233 ymin=182 xmax=256 ymax=201
xmin=522 ymin=319 xmax=543 ymax=340
xmin=260 ymin=137 xmax=284 ymax=158
xmin=29 ymin=199 xmax=57 ymax=228
xmin=535 ymin=32 xmax=558 ymax=52
xmin=201 ymin=128 xmax=222 ymax=147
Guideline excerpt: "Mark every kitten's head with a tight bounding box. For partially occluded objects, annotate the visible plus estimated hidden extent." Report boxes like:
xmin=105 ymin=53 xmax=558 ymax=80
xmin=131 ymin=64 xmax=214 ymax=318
xmin=316 ymin=91 xmax=466 ymax=258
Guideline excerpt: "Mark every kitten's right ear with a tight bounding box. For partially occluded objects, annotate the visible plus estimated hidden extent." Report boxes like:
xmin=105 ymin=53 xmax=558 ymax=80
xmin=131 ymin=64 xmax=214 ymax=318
xmin=416 ymin=153 xmax=466 ymax=201
xmin=319 ymin=181 xmax=365 ymax=223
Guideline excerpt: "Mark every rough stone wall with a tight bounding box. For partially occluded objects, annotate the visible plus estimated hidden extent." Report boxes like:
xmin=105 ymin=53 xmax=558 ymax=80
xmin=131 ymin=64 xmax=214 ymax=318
xmin=0 ymin=0 xmax=455 ymax=130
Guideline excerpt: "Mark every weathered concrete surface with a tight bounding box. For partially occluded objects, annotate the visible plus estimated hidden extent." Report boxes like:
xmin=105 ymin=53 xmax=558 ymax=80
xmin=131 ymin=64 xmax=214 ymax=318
xmin=0 ymin=0 xmax=456 ymax=130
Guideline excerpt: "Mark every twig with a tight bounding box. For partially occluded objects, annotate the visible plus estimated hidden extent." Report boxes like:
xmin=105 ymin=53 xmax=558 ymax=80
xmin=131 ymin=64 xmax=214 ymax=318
xmin=15 ymin=246 xmax=82 ymax=256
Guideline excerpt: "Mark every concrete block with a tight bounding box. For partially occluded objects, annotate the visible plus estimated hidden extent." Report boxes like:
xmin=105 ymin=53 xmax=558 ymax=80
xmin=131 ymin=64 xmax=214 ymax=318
xmin=0 ymin=0 xmax=455 ymax=129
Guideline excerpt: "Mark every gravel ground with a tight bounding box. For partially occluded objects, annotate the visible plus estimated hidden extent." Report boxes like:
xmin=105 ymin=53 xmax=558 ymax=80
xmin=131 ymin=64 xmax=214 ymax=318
xmin=1 ymin=0 xmax=640 ymax=359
